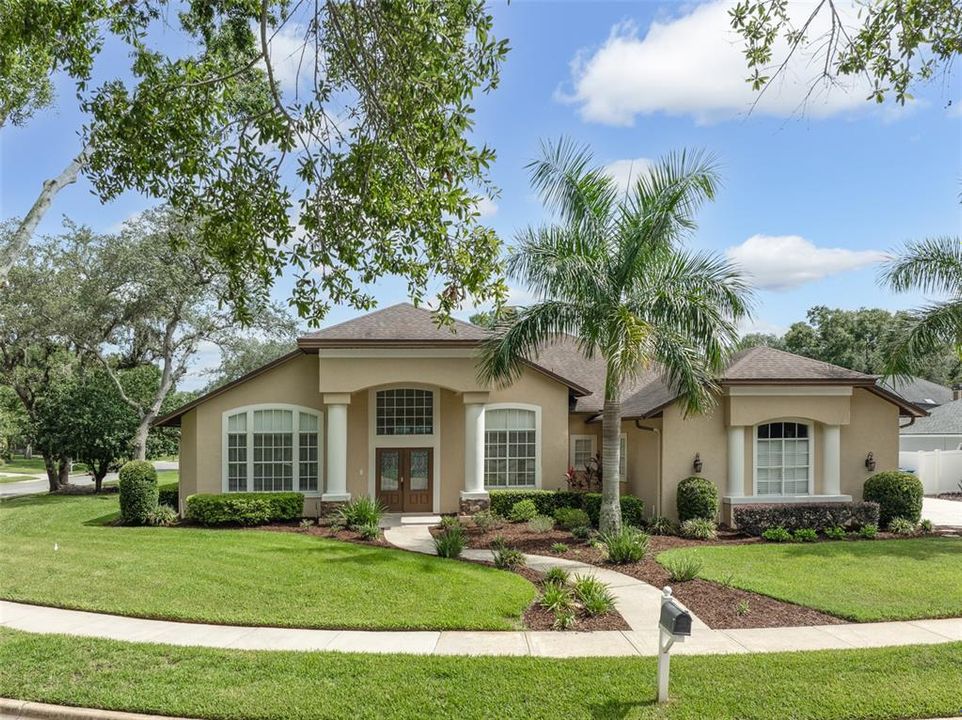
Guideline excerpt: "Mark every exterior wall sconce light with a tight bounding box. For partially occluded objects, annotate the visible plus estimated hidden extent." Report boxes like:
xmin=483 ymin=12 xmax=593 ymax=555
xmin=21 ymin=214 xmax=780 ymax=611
xmin=864 ymin=452 xmax=876 ymax=472
xmin=693 ymin=453 xmax=703 ymax=474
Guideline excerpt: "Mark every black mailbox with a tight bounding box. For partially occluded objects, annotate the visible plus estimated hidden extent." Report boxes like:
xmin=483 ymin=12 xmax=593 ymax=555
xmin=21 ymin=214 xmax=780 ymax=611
xmin=659 ymin=600 xmax=692 ymax=637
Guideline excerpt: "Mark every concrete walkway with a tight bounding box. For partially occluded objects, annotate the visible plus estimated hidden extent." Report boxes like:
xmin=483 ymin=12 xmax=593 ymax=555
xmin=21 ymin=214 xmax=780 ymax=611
xmin=923 ymin=496 xmax=962 ymax=528
xmin=1 ymin=520 xmax=959 ymax=657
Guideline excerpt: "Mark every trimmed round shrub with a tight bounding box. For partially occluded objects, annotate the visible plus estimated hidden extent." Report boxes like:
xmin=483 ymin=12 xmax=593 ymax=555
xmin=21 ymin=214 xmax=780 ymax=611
xmin=508 ymin=499 xmax=539 ymax=523
xmin=554 ymin=507 xmax=590 ymax=530
xmin=118 ymin=460 xmax=158 ymax=525
xmin=863 ymin=471 xmax=923 ymax=525
xmin=676 ymin=476 xmax=719 ymax=522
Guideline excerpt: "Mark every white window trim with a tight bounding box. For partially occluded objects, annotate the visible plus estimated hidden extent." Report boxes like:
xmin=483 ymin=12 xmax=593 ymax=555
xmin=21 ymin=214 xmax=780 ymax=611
xmin=752 ymin=418 xmax=814 ymax=497
xmin=221 ymin=404 xmax=324 ymax=496
xmin=483 ymin=402 xmax=542 ymax=490
xmin=366 ymin=384 xmax=441 ymax=513
xmin=569 ymin=434 xmax=596 ymax=469
xmin=620 ymin=432 xmax=628 ymax=483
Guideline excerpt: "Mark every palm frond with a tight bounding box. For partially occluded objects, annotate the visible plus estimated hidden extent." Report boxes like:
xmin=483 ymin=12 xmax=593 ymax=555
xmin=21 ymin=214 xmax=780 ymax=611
xmin=884 ymin=299 xmax=962 ymax=377
xmin=648 ymin=326 xmax=720 ymax=416
xmin=477 ymin=300 xmax=584 ymax=387
xmin=525 ymin=137 xmax=618 ymax=230
xmin=882 ymin=236 xmax=962 ymax=295
xmin=507 ymin=225 xmax=610 ymax=305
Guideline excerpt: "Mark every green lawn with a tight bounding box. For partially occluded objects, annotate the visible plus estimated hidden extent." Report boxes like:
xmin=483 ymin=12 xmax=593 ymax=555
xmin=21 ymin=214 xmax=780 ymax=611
xmin=0 ymin=493 xmax=534 ymax=630
xmin=659 ymin=537 xmax=962 ymax=621
xmin=2 ymin=630 xmax=960 ymax=720
xmin=0 ymin=457 xmax=87 ymax=475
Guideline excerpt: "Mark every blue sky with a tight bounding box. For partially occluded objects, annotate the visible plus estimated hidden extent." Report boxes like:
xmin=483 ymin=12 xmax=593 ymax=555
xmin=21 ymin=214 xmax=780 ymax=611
xmin=2 ymin=1 xmax=960 ymax=388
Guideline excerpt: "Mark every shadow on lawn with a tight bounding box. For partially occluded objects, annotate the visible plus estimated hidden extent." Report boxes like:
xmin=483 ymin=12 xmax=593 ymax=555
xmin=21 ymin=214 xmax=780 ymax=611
xmin=588 ymin=698 xmax=656 ymax=719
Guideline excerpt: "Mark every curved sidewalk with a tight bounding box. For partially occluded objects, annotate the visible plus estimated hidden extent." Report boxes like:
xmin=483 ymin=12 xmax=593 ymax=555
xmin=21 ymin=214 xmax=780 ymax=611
xmin=0 ymin=525 xmax=958 ymax=657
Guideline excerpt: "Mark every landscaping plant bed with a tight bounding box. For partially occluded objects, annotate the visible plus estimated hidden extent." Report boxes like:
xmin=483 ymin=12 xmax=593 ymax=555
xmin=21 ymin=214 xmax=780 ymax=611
xmin=454 ymin=522 xmax=844 ymax=629
xmin=258 ymin=521 xmax=393 ymax=548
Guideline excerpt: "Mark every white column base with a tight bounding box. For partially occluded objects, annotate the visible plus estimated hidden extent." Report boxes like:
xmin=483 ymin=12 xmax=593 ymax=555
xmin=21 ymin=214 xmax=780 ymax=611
xmin=321 ymin=493 xmax=351 ymax=502
xmin=459 ymin=490 xmax=490 ymax=501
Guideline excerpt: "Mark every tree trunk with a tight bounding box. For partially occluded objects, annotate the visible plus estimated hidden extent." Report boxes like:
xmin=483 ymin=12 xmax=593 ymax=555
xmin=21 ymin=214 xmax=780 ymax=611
xmin=94 ymin=461 xmax=108 ymax=492
xmin=132 ymin=420 xmax=150 ymax=461
xmin=43 ymin=454 xmax=60 ymax=493
xmin=0 ymin=144 xmax=90 ymax=284
xmin=58 ymin=455 xmax=71 ymax=487
xmin=599 ymin=389 xmax=623 ymax=534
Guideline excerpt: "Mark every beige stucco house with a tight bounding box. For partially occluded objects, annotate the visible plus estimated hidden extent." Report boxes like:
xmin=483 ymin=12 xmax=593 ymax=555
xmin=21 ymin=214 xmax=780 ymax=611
xmin=157 ymin=304 xmax=924 ymax=522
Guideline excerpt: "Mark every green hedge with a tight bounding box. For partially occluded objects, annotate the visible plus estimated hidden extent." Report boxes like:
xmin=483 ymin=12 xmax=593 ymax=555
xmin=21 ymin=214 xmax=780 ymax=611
xmin=157 ymin=483 xmax=179 ymax=509
xmin=118 ymin=461 xmax=158 ymax=525
xmin=185 ymin=493 xmax=304 ymax=526
xmin=488 ymin=489 xmax=643 ymax=528
xmin=677 ymin=476 xmax=719 ymax=522
xmin=863 ymin=471 xmax=923 ymax=525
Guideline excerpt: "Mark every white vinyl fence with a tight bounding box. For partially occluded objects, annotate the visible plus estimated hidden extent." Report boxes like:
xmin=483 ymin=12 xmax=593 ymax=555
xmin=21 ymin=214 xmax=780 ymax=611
xmin=899 ymin=449 xmax=962 ymax=494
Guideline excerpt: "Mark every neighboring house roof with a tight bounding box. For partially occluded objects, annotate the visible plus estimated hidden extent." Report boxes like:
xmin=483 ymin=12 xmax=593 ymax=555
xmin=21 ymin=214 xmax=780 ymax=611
xmin=155 ymin=306 xmax=927 ymax=426
xmin=901 ymin=398 xmax=962 ymax=435
xmin=880 ymin=376 xmax=955 ymax=409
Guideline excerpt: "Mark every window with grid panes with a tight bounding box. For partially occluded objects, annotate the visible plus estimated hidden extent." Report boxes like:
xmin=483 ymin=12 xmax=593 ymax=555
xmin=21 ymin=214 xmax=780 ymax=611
xmin=484 ymin=408 xmax=537 ymax=487
xmin=223 ymin=407 xmax=321 ymax=493
xmin=376 ymin=389 xmax=433 ymax=435
xmin=756 ymin=421 xmax=811 ymax=495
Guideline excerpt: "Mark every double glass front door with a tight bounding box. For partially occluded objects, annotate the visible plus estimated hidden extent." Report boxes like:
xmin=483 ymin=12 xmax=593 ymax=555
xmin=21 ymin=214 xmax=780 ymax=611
xmin=375 ymin=447 xmax=432 ymax=512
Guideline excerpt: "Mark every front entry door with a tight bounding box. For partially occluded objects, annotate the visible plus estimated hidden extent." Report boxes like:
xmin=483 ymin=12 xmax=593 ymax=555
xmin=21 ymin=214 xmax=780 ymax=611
xmin=376 ymin=448 xmax=433 ymax=512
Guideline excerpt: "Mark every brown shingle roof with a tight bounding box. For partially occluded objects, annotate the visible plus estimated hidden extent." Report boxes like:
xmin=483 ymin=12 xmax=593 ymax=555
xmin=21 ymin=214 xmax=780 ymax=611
xmin=722 ymin=346 xmax=875 ymax=382
xmin=298 ymin=303 xmax=487 ymax=346
xmin=156 ymin=306 xmax=924 ymax=426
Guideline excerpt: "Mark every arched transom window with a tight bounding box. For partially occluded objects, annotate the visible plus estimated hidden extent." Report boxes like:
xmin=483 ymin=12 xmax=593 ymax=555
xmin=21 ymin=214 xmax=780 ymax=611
xmin=755 ymin=421 xmax=811 ymax=495
xmin=224 ymin=406 xmax=322 ymax=494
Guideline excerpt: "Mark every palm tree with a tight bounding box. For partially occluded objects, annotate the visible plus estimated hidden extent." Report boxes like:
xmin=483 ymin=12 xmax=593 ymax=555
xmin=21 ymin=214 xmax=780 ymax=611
xmin=479 ymin=139 xmax=753 ymax=533
xmin=881 ymin=236 xmax=962 ymax=378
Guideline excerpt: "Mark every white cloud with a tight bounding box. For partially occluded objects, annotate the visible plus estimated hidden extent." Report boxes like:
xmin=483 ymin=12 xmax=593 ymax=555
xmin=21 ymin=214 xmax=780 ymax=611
xmin=725 ymin=234 xmax=887 ymax=290
xmin=476 ymin=196 xmax=499 ymax=218
xmin=560 ymin=2 xmax=882 ymax=125
xmin=604 ymin=157 xmax=654 ymax=193
xmin=263 ymin=23 xmax=315 ymax=93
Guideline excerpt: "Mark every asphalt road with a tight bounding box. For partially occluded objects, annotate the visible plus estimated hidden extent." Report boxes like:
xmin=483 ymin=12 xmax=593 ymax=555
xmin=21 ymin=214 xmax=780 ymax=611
xmin=0 ymin=461 xmax=177 ymax=499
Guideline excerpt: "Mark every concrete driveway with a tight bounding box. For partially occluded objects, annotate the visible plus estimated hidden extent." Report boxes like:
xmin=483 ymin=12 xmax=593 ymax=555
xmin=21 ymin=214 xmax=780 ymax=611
xmin=922 ymin=497 xmax=962 ymax=529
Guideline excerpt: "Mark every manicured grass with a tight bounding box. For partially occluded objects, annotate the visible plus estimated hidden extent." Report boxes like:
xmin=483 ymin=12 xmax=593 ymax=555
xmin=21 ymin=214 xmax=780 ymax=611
xmin=658 ymin=537 xmax=962 ymax=621
xmin=0 ymin=474 xmax=37 ymax=483
xmin=0 ymin=493 xmax=534 ymax=630
xmin=1 ymin=630 xmax=960 ymax=720
xmin=0 ymin=457 xmax=87 ymax=475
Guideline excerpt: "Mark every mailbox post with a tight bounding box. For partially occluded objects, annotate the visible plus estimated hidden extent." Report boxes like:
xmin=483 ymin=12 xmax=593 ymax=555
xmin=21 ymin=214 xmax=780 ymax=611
xmin=657 ymin=586 xmax=692 ymax=703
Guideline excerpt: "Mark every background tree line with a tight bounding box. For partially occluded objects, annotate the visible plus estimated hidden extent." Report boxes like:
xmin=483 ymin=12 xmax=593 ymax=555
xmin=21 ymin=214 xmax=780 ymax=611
xmin=739 ymin=305 xmax=961 ymax=386
xmin=0 ymin=209 xmax=296 ymax=491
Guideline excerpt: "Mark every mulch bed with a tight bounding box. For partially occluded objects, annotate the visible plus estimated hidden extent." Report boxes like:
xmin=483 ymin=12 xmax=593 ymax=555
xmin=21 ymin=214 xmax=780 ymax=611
xmin=452 ymin=521 xmax=846 ymax=630
xmin=259 ymin=521 xmax=393 ymax=547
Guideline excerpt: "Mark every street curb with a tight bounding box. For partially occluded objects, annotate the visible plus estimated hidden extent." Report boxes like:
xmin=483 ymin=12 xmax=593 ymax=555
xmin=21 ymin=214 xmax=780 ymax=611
xmin=2 ymin=698 xmax=960 ymax=720
xmin=0 ymin=698 xmax=198 ymax=720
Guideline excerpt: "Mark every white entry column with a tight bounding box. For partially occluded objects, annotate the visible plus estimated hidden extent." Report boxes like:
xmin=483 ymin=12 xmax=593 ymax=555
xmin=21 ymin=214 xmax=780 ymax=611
xmin=461 ymin=392 xmax=490 ymax=508
xmin=323 ymin=394 xmax=351 ymax=502
xmin=822 ymin=424 xmax=841 ymax=496
xmin=727 ymin=426 xmax=745 ymax=497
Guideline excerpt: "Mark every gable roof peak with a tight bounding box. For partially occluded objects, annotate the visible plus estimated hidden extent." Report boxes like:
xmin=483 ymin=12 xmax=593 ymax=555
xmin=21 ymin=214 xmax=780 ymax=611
xmin=298 ymin=302 xmax=487 ymax=346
